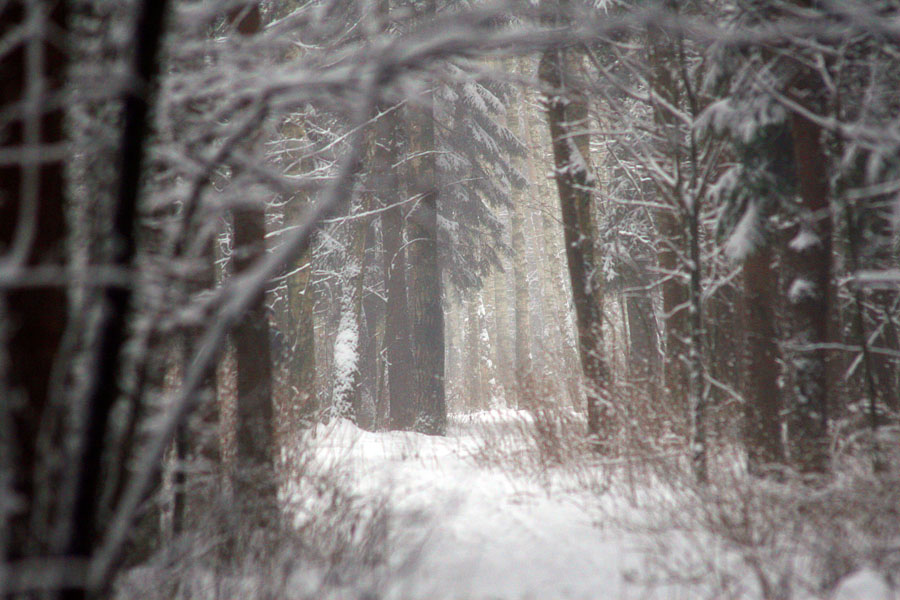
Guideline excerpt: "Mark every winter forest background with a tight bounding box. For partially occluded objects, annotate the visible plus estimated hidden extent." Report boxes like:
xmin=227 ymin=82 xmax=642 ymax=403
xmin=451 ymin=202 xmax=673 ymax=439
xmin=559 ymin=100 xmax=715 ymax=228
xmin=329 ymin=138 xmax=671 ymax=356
xmin=3 ymin=0 xmax=900 ymax=598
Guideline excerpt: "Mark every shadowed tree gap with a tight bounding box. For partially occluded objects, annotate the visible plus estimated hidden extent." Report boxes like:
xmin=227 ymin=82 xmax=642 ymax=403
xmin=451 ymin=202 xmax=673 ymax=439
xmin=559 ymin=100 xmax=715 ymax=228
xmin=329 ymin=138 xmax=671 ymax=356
xmin=0 ymin=0 xmax=69 ymax=573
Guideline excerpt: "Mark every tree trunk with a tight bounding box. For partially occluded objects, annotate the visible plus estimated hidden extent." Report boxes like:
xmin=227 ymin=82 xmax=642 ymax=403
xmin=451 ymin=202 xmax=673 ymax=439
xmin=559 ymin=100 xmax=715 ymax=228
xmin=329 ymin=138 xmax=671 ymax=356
xmin=406 ymin=75 xmax=446 ymax=435
xmin=491 ymin=259 xmax=513 ymax=404
xmin=523 ymin=77 xmax=580 ymax=400
xmin=624 ymin=261 xmax=661 ymax=399
xmin=687 ymin=199 xmax=707 ymax=482
xmin=232 ymin=202 xmax=277 ymax=526
xmin=742 ymin=245 xmax=785 ymax=474
xmin=508 ymin=83 xmax=535 ymax=402
xmin=785 ymin=80 xmax=832 ymax=474
xmin=282 ymin=123 xmax=318 ymax=429
xmin=465 ymin=298 xmax=484 ymax=410
xmin=62 ymin=2 xmax=168 ymax=597
xmin=511 ymin=195 xmax=535 ymax=397
xmin=173 ymin=235 xmax=219 ymax=535
xmin=330 ymin=197 xmax=369 ymax=423
xmin=647 ymin=16 xmax=690 ymax=433
xmin=376 ymin=109 xmax=417 ymax=430
xmin=539 ymin=47 xmax=611 ymax=448
xmin=229 ymin=2 xmax=278 ymax=527
xmin=359 ymin=224 xmax=382 ymax=430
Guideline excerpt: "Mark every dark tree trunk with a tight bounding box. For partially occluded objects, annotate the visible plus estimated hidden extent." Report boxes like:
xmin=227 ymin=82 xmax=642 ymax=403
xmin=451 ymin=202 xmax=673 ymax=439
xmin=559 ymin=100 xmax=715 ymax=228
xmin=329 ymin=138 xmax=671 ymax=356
xmin=742 ymin=245 xmax=786 ymax=474
xmin=0 ymin=0 xmax=69 ymax=570
xmin=376 ymin=109 xmax=417 ymax=430
xmin=647 ymin=23 xmax=690 ymax=433
xmin=232 ymin=204 xmax=277 ymax=525
xmin=785 ymin=84 xmax=832 ymax=474
xmin=539 ymin=47 xmax=611 ymax=448
xmin=282 ymin=122 xmax=318 ymax=429
xmin=229 ymin=2 xmax=278 ymax=527
xmin=173 ymin=235 xmax=219 ymax=535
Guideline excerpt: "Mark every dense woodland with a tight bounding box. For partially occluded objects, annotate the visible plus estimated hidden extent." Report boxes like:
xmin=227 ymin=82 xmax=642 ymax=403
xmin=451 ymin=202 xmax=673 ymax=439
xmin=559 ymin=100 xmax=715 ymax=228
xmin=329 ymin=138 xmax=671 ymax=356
xmin=2 ymin=0 xmax=900 ymax=598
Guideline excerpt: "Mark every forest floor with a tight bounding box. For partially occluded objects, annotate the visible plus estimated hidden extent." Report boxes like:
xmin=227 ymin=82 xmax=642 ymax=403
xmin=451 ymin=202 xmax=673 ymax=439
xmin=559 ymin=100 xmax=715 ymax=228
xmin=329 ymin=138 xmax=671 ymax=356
xmin=118 ymin=410 xmax=896 ymax=600
xmin=285 ymin=410 xmax=645 ymax=599
xmin=280 ymin=411 xmax=895 ymax=600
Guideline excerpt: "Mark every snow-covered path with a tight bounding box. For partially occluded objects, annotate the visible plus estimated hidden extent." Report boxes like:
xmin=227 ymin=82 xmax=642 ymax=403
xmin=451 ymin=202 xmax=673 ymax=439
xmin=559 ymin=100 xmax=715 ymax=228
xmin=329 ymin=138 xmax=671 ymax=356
xmin=286 ymin=413 xmax=651 ymax=600
xmin=290 ymin=415 xmax=896 ymax=600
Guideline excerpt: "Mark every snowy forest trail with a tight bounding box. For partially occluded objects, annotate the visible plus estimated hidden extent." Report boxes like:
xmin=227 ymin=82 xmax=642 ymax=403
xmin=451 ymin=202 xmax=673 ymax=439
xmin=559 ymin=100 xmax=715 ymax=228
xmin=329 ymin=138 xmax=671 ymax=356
xmin=285 ymin=412 xmax=650 ymax=600
xmin=282 ymin=416 xmax=896 ymax=600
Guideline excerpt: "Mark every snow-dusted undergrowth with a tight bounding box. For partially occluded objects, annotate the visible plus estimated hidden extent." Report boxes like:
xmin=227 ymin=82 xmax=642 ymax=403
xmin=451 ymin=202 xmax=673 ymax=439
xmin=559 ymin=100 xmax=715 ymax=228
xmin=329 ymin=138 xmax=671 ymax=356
xmin=117 ymin=411 xmax=899 ymax=600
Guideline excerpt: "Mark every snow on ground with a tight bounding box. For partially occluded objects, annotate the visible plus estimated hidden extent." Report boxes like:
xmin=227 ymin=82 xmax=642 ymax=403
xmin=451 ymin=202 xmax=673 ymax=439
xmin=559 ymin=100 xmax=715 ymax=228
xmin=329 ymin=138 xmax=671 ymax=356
xmin=282 ymin=411 xmax=667 ymax=600
xmin=281 ymin=411 xmax=899 ymax=600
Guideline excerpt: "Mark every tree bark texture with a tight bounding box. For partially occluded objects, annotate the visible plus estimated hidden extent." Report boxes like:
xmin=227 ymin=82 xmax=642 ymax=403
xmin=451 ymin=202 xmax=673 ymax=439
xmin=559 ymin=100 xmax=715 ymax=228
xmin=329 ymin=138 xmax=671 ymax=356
xmin=511 ymin=187 xmax=535 ymax=398
xmin=491 ymin=258 xmax=513 ymax=403
xmin=524 ymin=81 xmax=580 ymax=401
xmin=687 ymin=201 xmax=707 ymax=482
xmin=359 ymin=224 xmax=382 ymax=431
xmin=509 ymin=85 xmax=535 ymax=402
